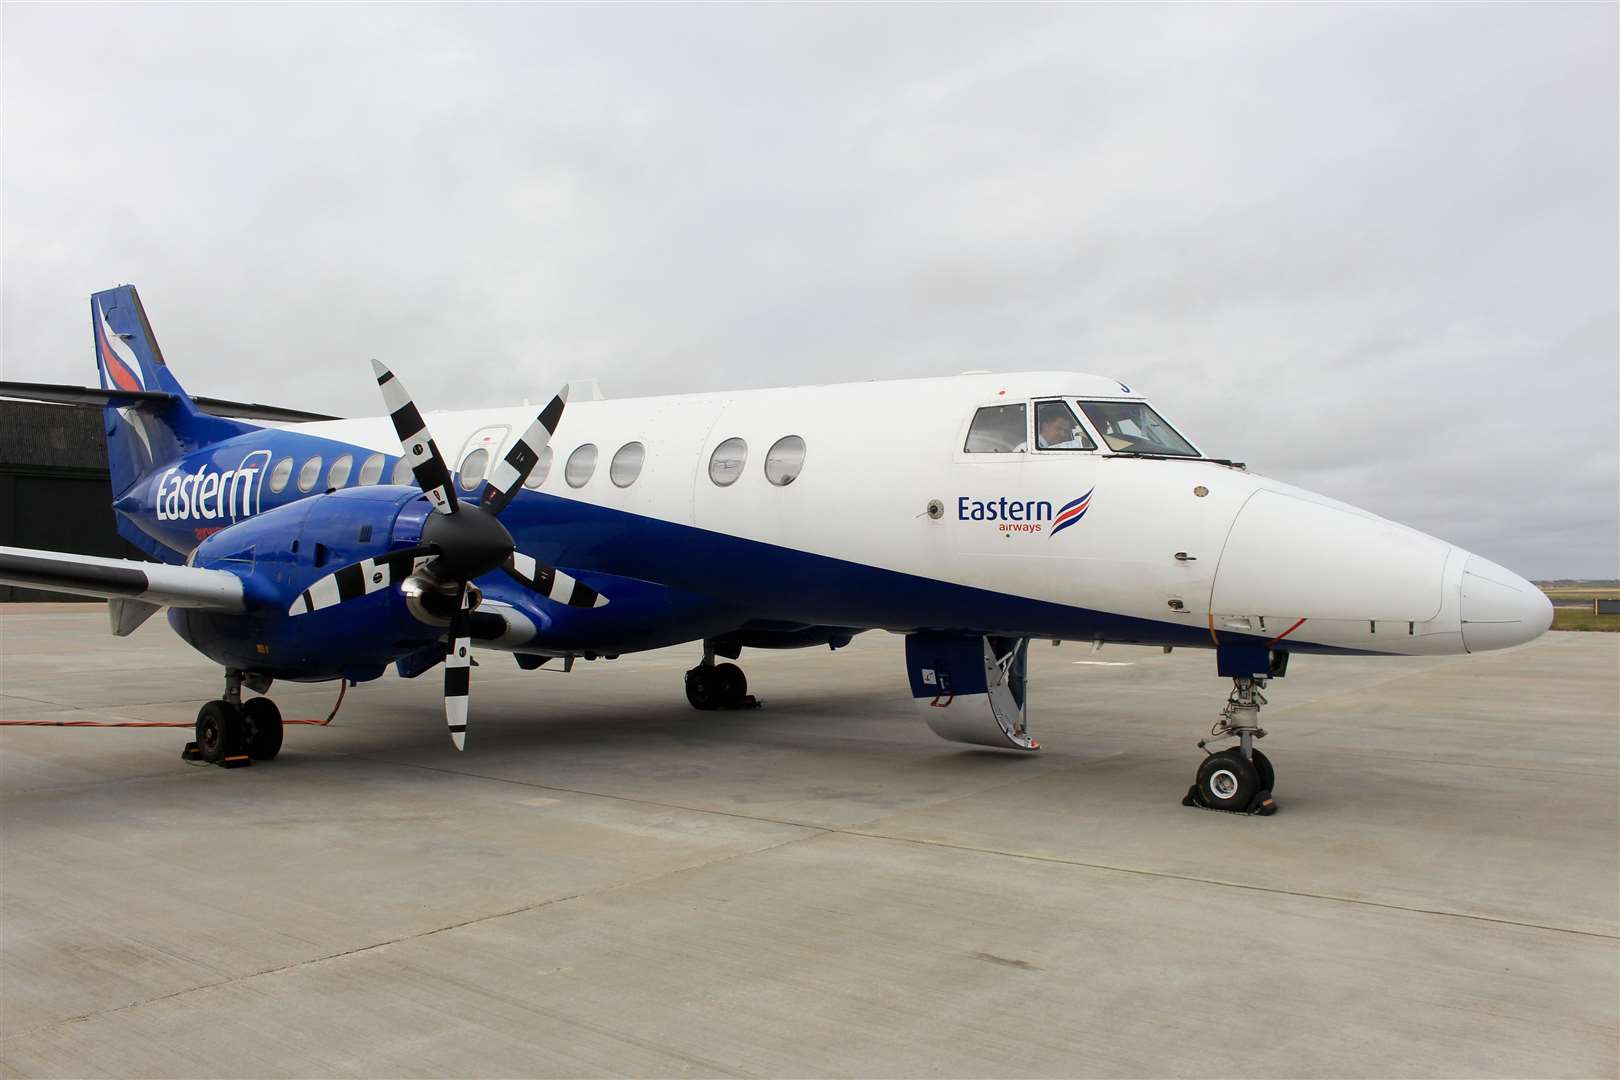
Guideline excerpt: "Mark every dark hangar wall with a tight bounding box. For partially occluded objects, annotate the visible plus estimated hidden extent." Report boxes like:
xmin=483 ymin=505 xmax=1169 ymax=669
xmin=0 ymin=400 xmax=141 ymax=601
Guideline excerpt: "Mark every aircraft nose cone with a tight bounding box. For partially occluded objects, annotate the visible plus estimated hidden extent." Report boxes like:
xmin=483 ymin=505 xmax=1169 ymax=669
xmin=1459 ymin=555 xmax=1554 ymax=652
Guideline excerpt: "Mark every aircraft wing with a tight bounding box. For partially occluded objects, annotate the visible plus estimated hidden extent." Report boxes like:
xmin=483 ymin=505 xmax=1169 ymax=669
xmin=0 ymin=546 xmax=245 ymax=636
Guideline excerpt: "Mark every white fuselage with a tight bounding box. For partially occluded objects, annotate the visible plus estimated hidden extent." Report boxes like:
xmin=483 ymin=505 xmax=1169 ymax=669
xmin=274 ymin=370 xmax=1550 ymax=656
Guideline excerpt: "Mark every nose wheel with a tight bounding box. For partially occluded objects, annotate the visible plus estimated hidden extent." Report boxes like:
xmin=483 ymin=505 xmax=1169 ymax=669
xmin=1183 ymin=676 xmax=1278 ymax=816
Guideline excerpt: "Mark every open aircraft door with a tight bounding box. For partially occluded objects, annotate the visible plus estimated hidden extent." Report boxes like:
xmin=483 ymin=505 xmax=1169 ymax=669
xmin=905 ymin=632 xmax=1038 ymax=751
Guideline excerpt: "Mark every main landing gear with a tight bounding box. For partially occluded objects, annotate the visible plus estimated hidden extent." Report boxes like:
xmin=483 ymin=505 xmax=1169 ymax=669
xmin=185 ymin=669 xmax=284 ymax=767
xmin=1183 ymin=675 xmax=1278 ymax=816
xmin=685 ymin=642 xmax=757 ymax=711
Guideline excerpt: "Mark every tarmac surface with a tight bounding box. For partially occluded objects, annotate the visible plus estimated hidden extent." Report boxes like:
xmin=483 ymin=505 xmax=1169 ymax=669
xmin=1 ymin=604 xmax=1616 ymax=1078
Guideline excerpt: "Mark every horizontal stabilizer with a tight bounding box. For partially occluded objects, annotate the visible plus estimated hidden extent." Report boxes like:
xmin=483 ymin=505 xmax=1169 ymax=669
xmin=0 ymin=380 xmax=339 ymax=424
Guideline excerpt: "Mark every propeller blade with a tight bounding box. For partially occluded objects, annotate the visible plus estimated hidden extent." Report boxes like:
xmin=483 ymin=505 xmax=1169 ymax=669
xmin=288 ymin=545 xmax=439 ymax=616
xmin=481 ymin=388 xmax=567 ymax=516
xmin=503 ymin=551 xmax=609 ymax=608
xmin=372 ymin=359 xmax=459 ymax=516
xmin=444 ymin=586 xmax=472 ymax=750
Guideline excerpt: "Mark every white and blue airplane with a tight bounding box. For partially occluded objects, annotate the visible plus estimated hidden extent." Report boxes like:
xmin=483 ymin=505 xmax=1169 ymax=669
xmin=0 ymin=285 xmax=1553 ymax=813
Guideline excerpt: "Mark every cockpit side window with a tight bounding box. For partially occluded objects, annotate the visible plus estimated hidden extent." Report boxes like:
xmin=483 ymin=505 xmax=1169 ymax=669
xmin=964 ymin=404 xmax=1028 ymax=453
xmin=1077 ymin=400 xmax=1199 ymax=457
xmin=1033 ymin=400 xmax=1096 ymax=451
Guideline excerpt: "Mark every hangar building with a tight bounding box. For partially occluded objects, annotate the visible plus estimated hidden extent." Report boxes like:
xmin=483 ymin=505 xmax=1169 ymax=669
xmin=0 ymin=387 xmax=333 ymax=601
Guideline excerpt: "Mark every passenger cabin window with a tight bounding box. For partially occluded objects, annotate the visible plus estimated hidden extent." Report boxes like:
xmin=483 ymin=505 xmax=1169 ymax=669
xmin=391 ymin=457 xmax=414 ymax=485
xmin=358 ymin=454 xmax=385 ymax=485
xmin=1077 ymin=401 xmax=1199 ymax=457
xmin=297 ymin=456 xmax=323 ymax=492
xmin=709 ymin=438 xmax=747 ymax=486
xmin=964 ymin=404 xmax=1027 ymax=453
xmin=268 ymin=457 xmax=293 ymax=493
xmin=524 ymin=446 xmax=552 ymax=489
xmin=765 ymin=436 xmax=806 ymax=486
xmin=565 ymin=444 xmax=597 ymax=488
xmin=1033 ymin=401 xmax=1096 ymax=451
xmin=610 ymin=442 xmax=645 ymax=488
xmin=327 ymin=454 xmax=353 ymax=488
xmin=458 ymin=447 xmax=490 ymax=491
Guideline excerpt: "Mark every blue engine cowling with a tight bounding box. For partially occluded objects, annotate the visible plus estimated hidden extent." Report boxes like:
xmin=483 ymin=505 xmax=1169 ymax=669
xmin=168 ymin=486 xmax=443 ymax=682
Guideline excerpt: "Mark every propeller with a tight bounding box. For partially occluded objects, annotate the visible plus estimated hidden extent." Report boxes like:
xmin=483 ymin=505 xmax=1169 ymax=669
xmin=289 ymin=360 xmax=607 ymax=749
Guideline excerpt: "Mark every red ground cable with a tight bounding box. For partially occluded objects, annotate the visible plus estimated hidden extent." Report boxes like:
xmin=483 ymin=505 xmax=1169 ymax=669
xmin=0 ymin=681 xmax=348 ymax=728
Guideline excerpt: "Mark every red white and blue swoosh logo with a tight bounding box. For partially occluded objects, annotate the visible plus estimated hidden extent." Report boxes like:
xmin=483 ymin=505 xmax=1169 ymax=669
xmin=95 ymin=301 xmax=145 ymax=392
xmin=1051 ymin=488 xmax=1094 ymax=538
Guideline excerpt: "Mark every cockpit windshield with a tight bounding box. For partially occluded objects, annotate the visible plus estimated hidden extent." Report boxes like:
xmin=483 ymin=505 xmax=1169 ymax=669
xmin=1077 ymin=401 xmax=1199 ymax=457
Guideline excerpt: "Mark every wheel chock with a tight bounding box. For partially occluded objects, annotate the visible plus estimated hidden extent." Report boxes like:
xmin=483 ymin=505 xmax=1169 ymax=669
xmin=180 ymin=742 xmax=253 ymax=768
xmin=1181 ymin=785 xmax=1277 ymax=816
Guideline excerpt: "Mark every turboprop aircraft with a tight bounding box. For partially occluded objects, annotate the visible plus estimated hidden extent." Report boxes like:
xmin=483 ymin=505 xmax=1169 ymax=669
xmin=0 ymin=285 xmax=1554 ymax=814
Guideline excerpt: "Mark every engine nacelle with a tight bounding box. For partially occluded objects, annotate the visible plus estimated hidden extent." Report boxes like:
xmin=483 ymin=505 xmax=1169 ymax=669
xmin=905 ymin=633 xmax=1038 ymax=751
xmin=170 ymin=486 xmax=443 ymax=681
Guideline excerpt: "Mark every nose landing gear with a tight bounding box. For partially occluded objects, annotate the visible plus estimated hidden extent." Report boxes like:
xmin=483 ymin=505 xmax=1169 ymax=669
xmin=1183 ymin=675 xmax=1278 ymax=815
xmin=184 ymin=669 xmax=284 ymax=767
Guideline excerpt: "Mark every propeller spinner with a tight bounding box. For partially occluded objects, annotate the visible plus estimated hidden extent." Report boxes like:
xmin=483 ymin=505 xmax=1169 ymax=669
xmin=289 ymin=361 xmax=607 ymax=749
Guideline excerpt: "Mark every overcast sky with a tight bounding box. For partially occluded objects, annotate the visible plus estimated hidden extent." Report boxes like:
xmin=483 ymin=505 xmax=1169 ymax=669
xmin=3 ymin=4 xmax=1615 ymax=578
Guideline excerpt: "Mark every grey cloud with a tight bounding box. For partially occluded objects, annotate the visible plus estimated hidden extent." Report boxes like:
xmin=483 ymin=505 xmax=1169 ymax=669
xmin=2 ymin=3 xmax=1614 ymax=577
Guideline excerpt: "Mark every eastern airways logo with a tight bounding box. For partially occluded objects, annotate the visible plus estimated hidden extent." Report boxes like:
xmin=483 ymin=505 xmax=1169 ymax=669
xmin=153 ymin=450 xmax=271 ymax=524
xmin=957 ymin=488 xmax=1095 ymax=537
xmin=96 ymin=300 xmax=146 ymax=393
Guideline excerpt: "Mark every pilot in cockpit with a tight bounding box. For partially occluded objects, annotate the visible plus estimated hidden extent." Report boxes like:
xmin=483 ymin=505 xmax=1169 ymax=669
xmin=1035 ymin=407 xmax=1089 ymax=450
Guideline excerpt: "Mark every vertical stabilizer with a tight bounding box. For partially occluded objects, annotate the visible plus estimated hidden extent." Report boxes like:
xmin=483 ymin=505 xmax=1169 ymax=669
xmin=90 ymin=285 xmax=255 ymax=561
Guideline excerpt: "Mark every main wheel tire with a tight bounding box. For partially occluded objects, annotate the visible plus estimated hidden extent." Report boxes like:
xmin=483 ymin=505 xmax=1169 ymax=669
xmin=241 ymin=697 xmax=284 ymax=760
xmin=1250 ymin=748 xmax=1275 ymax=793
xmin=1196 ymin=749 xmax=1261 ymax=812
xmin=195 ymin=701 xmax=242 ymax=764
xmin=712 ymin=663 xmax=747 ymax=706
xmin=685 ymin=667 xmax=718 ymax=710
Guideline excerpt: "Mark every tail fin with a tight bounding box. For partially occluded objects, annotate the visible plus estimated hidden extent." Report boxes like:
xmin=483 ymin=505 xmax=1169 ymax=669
xmin=92 ymin=285 xmax=182 ymax=398
xmin=92 ymin=286 xmax=256 ymax=556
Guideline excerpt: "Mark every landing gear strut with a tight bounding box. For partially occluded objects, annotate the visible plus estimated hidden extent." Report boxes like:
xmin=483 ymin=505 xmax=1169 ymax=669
xmin=185 ymin=669 xmax=283 ymax=767
xmin=685 ymin=642 xmax=757 ymax=711
xmin=1183 ymin=675 xmax=1278 ymax=815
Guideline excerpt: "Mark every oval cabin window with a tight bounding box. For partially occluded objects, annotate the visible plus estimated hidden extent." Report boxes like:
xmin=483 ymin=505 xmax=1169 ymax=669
xmin=708 ymin=438 xmax=747 ymax=487
xmin=458 ymin=448 xmax=490 ymax=491
xmin=357 ymin=453 xmax=385 ymax=485
xmin=565 ymin=444 xmax=597 ymax=488
xmin=327 ymin=454 xmax=353 ymax=488
xmin=268 ymin=457 xmax=293 ymax=493
xmin=765 ymin=436 xmax=806 ymax=486
xmin=524 ymin=446 xmax=553 ymax=489
xmin=297 ymin=457 xmax=323 ymax=492
xmin=610 ymin=442 xmax=645 ymax=488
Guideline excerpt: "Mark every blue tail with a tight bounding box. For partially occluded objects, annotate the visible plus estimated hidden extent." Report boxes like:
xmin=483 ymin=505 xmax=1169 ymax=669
xmin=92 ymin=285 xmax=256 ymax=560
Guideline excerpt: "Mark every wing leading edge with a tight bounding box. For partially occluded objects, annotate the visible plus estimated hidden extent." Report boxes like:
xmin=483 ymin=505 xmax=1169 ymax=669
xmin=0 ymin=546 xmax=245 ymax=636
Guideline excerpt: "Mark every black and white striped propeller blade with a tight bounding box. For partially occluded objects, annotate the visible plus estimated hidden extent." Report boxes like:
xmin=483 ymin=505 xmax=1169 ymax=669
xmin=444 ymin=586 xmax=472 ymax=750
xmin=289 ymin=362 xmax=612 ymax=750
xmin=503 ymin=551 xmax=609 ymax=608
xmin=480 ymin=390 xmax=567 ymax=516
xmin=373 ymin=359 xmax=459 ymax=516
xmin=287 ymin=545 xmax=439 ymax=616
